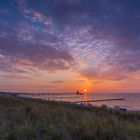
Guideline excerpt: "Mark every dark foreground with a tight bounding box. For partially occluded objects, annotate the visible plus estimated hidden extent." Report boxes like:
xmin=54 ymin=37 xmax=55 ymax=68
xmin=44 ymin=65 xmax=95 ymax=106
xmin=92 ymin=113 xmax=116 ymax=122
xmin=0 ymin=96 xmax=140 ymax=140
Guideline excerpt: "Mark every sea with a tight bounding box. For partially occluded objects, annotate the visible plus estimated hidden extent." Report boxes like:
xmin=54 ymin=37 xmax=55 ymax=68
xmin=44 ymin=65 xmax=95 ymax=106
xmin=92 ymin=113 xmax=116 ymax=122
xmin=87 ymin=93 xmax=140 ymax=111
xmin=2 ymin=92 xmax=140 ymax=111
xmin=46 ymin=93 xmax=140 ymax=111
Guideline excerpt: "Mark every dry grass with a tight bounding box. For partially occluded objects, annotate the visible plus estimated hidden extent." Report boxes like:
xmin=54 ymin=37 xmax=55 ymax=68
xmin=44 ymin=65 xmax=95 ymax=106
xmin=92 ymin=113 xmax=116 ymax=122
xmin=0 ymin=96 xmax=140 ymax=140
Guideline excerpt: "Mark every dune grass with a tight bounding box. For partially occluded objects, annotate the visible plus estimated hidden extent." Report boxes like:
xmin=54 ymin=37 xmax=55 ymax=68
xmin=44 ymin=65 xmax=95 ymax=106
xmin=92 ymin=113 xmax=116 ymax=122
xmin=0 ymin=95 xmax=140 ymax=140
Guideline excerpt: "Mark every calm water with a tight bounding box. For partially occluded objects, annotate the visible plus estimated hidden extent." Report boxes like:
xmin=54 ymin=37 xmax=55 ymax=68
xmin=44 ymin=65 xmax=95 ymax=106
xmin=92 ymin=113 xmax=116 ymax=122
xmin=47 ymin=93 xmax=140 ymax=111
xmin=87 ymin=93 xmax=140 ymax=111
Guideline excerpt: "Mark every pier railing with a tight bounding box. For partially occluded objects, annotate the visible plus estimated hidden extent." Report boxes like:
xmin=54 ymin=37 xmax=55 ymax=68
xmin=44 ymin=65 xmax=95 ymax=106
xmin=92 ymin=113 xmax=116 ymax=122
xmin=0 ymin=91 xmax=84 ymax=98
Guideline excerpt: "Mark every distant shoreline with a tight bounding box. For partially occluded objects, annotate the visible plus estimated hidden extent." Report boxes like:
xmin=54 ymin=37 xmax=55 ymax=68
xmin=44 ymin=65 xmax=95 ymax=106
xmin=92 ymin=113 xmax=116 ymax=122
xmin=0 ymin=92 xmax=140 ymax=112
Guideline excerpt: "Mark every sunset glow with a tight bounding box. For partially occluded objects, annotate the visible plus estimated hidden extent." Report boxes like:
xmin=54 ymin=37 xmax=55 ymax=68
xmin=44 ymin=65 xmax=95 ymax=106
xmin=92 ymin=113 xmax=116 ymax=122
xmin=0 ymin=0 xmax=140 ymax=93
xmin=83 ymin=89 xmax=87 ymax=92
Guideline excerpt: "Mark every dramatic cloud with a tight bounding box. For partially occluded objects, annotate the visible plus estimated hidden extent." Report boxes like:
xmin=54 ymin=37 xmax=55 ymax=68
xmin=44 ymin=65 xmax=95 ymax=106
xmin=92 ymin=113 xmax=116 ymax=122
xmin=0 ymin=0 xmax=140 ymax=92
xmin=0 ymin=39 xmax=76 ymax=73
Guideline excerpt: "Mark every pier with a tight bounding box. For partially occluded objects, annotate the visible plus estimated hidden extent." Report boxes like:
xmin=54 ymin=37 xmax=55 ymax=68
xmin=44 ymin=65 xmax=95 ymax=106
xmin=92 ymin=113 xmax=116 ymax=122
xmin=0 ymin=91 xmax=84 ymax=98
xmin=0 ymin=92 xmax=125 ymax=104
xmin=74 ymin=98 xmax=125 ymax=103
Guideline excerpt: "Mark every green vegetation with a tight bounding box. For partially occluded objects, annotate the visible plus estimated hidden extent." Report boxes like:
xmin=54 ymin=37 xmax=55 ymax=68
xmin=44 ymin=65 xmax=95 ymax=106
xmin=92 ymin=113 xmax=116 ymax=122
xmin=0 ymin=96 xmax=140 ymax=140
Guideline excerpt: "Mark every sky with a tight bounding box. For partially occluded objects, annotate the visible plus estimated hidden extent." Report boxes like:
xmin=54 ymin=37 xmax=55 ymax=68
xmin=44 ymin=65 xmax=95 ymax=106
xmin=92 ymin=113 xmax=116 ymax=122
xmin=0 ymin=0 xmax=140 ymax=93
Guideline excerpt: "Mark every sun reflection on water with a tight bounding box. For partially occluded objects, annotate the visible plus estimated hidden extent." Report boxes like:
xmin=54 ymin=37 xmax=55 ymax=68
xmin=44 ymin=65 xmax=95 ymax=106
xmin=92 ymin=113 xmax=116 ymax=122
xmin=83 ymin=94 xmax=89 ymax=102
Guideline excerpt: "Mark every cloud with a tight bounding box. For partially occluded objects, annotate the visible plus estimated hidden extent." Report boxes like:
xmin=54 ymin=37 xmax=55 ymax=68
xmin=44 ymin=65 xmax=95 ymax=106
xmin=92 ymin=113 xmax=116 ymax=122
xmin=0 ymin=0 xmax=140 ymax=82
xmin=0 ymin=74 xmax=30 ymax=79
xmin=50 ymin=80 xmax=64 ymax=83
xmin=0 ymin=57 xmax=26 ymax=74
xmin=80 ymin=66 xmax=130 ymax=81
xmin=22 ymin=8 xmax=52 ymax=26
xmin=0 ymin=38 xmax=77 ymax=73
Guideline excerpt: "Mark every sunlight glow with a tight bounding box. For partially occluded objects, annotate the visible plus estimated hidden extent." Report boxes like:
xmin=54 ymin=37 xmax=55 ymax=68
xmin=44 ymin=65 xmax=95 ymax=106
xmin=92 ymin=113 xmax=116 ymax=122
xmin=83 ymin=88 xmax=87 ymax=92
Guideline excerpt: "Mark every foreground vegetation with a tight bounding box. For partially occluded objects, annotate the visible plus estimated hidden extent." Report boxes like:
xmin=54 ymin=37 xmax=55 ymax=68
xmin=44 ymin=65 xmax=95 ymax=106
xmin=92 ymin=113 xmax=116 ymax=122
xmin=0 ymin=96 xmax=140 ymax=140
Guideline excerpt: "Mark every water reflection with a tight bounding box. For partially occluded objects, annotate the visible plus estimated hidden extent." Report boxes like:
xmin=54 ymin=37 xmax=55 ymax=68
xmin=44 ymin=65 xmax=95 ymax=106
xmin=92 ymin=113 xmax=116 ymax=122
xmin=83 ymin=94 xmax=89 ymax=102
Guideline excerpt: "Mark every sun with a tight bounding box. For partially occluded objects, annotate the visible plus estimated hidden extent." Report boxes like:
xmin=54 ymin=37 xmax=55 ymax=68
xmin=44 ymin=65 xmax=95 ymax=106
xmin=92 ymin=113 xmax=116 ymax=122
xmin=83 ymin=88 xmax=87 ymax=92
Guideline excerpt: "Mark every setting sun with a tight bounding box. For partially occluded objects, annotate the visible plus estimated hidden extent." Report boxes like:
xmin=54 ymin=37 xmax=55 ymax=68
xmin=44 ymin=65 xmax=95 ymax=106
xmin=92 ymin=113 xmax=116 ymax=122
xmin=83 ymin=89 xmax=87 ymax=92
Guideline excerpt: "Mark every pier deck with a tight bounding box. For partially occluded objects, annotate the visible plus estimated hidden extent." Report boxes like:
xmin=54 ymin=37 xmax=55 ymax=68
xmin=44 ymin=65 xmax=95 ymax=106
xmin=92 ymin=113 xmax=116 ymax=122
xmin=74 ymin=98 xmax=125 ymax=103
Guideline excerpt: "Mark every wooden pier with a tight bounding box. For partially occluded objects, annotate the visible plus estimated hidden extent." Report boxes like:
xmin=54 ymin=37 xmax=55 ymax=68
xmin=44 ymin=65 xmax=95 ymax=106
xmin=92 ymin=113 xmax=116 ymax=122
xmin=74 ymin=98 xmax=125 ymax=103
xmin=0 ymin=92 xmax=125 ymax=103
xmin=0 ymin=91 xmax=83 ymax=98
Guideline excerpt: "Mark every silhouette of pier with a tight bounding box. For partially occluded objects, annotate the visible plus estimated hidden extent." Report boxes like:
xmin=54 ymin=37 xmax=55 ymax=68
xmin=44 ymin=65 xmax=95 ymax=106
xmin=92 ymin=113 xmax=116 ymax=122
xmin=74 ymin=98 xmax=125 ymax=103
xmin=0 ymin=92 xmax=125 ymax=103
xmin=0 ymin=91 xmax=84 ymax=98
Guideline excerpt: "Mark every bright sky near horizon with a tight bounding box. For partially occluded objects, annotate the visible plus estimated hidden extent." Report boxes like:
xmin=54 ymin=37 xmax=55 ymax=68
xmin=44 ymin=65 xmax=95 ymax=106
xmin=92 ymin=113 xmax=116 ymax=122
xmin=0 ymin=0 xmax=140 ymax=93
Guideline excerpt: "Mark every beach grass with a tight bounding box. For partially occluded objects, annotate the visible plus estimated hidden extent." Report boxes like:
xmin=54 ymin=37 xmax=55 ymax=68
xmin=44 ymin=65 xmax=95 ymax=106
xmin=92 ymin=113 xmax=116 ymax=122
xmin=0 ymin=95 xmax=140 ymax=140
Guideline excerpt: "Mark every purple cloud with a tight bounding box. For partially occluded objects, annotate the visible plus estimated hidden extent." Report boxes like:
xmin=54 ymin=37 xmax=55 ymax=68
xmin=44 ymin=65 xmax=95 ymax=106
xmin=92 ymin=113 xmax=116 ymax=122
xmin=0 ymin=0 xmax=140 ymax=82
xmin=50 ymin=80 xmax=64 ymax=83
xmin=0 ymin=38 xmax=77 ymax=73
